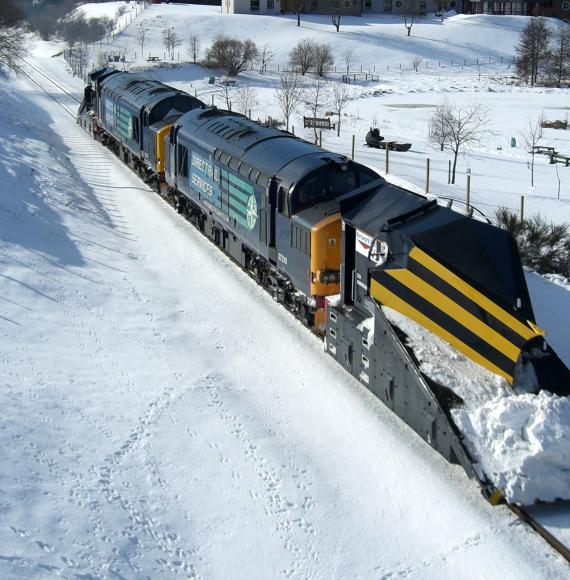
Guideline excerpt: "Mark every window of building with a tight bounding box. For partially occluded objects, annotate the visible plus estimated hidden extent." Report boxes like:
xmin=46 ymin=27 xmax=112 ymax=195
xmin=311 ymin=0 xmax=318 ymax=10
xmin=383 ymin=0 xmax=393 ymax=11
xmin=250 ymin=0 xmax=260 ymax=11
xmin=419 ymin=0 xmax=426 ymax=13
xmin=267 ymin=0 xmax=274 ymax=8
xmin=365 ymin=0 xmax=372 ymax=7
xmin=395 ymin=0 xmax=402 ymax=6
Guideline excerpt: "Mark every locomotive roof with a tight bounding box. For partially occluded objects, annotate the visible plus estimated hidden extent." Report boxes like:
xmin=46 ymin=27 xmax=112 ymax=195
xmin=98 ymin=69 xmax=199 ymax=111
xmin=175 ymin=108 xmax=350 ymax=184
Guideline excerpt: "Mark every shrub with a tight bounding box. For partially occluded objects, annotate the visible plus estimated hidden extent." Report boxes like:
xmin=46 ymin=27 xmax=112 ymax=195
xmin=496 ymin=207 xmax=570 ymax=277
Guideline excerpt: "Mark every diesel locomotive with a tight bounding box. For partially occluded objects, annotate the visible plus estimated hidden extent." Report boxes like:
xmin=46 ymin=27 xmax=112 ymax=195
xmin=78 ymin=67 xmax=570 ymax=500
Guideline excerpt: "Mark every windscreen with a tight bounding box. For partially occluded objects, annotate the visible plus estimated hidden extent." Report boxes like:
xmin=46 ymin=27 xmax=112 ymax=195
xmin=293 ymin=164 xmax=377 ymax=214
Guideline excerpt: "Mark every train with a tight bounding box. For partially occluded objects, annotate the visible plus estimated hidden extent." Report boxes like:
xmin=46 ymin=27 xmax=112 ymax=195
xmin=78 ymin=67 xmax=570 ymax=501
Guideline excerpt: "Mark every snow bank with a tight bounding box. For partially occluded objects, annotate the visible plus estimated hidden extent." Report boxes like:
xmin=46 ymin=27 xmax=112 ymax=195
xmin=382 ymin=305 xmax=570 ymax=504
xmin=454 ymin=392 xmax=570 ymax=504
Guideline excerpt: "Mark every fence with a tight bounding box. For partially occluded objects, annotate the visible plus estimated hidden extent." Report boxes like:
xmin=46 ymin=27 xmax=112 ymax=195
xmin=305 ymin=127 xmax=567 ymax=224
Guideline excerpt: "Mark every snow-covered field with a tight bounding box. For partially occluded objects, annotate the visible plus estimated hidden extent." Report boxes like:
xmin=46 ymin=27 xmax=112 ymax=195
xmin=71 ymin=3 xmax=570 ymax=225
xmin=1 ymin=3 xmax=570 ymax=577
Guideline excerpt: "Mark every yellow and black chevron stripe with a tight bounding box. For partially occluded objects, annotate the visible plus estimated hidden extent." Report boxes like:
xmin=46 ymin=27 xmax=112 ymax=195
xmin=370 ymin=246 xmax=544 ymax=384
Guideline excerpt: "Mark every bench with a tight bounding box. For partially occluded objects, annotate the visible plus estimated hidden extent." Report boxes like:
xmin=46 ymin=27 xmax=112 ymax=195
xmin=533 ymin=145 xmax=557 ymax=155
xmin=147 ymin=56 xmax=160 ymax=63
xmin=303 ymin=116 xmax=335 ymax=130
xmin=550 ymin=153 xmax=570 ymax=167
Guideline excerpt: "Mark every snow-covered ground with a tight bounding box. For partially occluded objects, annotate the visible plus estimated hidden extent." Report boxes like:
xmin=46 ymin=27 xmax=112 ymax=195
xmin=1 ymin=4 xmax=570 ymax=577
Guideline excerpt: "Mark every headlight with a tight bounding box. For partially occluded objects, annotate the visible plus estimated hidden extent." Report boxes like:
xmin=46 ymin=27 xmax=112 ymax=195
xmin=318 ymin=270 xmax=341 ymax=284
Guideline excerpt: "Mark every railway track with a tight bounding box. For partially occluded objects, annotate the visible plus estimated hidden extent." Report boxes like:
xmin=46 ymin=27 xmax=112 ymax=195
xmin=16 ymin=57 xmax=570 ymax=567
xmin=14 ymin=57 xmax=80 ymax=119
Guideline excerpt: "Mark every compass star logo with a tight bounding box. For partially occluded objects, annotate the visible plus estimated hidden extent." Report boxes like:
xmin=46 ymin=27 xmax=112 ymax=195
xmin=246 ymin=195 xmax=257 ymax=231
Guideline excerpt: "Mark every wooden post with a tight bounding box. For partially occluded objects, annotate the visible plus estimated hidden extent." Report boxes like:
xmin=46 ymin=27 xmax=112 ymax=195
xmin=448 ymin=160 xmax=451 ymax=184
xmin=248 ymin=109 xmax=251 ymax=119
xmin=292 ymin=126 xmax=295 ymax=135
xmin=351 ymin=135 xmax=355 ymax=160
xmin=520 ymin=195 xmax=525 ymax=221
xmin=466 ymin=175 xmax=471 ymax=213
xmin=319 ymin=130 xmax=322 ymax=147
xmin=385 ymin=145 xmax=389 ymax=174
xmin=425 ymin=158 xmax=430 ymax=194
xmin=211 ymin=94 xmax=214 ymax=106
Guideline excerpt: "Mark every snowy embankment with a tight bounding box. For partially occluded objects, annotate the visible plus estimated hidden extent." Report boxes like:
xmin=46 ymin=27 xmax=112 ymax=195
xmin=1 ymin=66 xmax=569 ymax=578
xmin=383 ymin=269 xmax=570 ymax=505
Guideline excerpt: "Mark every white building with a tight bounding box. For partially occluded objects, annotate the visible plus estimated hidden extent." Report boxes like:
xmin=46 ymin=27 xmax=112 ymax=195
xmin=224 ymin=0 xmax=282 ymax=14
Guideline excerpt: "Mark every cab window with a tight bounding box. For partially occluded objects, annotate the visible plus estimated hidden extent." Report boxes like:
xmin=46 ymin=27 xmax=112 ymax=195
xmin=293 ymin=164 xmax=379 ymax=213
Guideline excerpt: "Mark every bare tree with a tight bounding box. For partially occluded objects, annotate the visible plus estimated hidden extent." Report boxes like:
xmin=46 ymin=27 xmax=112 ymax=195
xmin=343 ymin=47 xmax=353 ymax=75
xmin=548 ymin=23 xmax=570 ymax=88
xmin=60 ymin=13 xmax=88 ymax=53
xmin=256 ymin=42 xmax=274 ymax=74
xmin=162 ymin=27 xmax=182 ymax=60
xmin=207 ymin=35 xmax=258 ymax=76
xmin=100 ymin=16 xmax=115 ymax=43
xmin=403 ymin=0 xmax=419 ymax=37
xmin=332 ymin=81 xmax=351 ymax=136
xmin=116 ymin=6 xmax=127 ymax=19
xmin=289 ymin=0 xmax=305 ymax=27
xmin=275 ymin=73 xmax=304 ymax=132
xmin=516 ymin=17 xmax=551 ymax=86
xmin=411 ymin=56 xmax=422 ymax=71
xmin=136 ymin=26 xmax=148 ymax=58
xmin=187 ymin=31 xmax=201 ymax=64
xmin=313 ymin=42 xmax=333 ymax=77
xmin=428 ymin=99 xmax=451 ymax=152
xmin=304 ymin=76 xmax=330 ymax=142
xmin=289 ymin=38 xmax=314 ymax=75
xmin=236 ymin=85 xmax=258 ymax=116
xmin=428 ymin=100 xmax=490 ymax=184
xmin=215 ymin=77 xmax=236 ymax=110
xmin=84 ymin=18 xmax=107 ymax=46
xmin=331 ymin=1 xmax=342 ymax=33
xmin=0 ymin=0 xmax=26 ymax=70
xmin=519 ymin=115 xmax=544 ymax=188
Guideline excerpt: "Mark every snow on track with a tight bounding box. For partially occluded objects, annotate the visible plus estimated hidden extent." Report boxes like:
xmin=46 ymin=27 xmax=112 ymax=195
xmin=0 ymin=65 xmax=568 ymax=579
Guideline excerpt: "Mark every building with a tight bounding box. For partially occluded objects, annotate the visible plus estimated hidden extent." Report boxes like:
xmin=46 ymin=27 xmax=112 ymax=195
xmin=467 ymin=0 xmax=569 ymax=18
xmin=229 ymin=0 xmax=447 ymax=16
xmin=225 ymin=0 xmax=281 ymax=13
xmin=227 ymin=0 xmax=569 ymax=18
